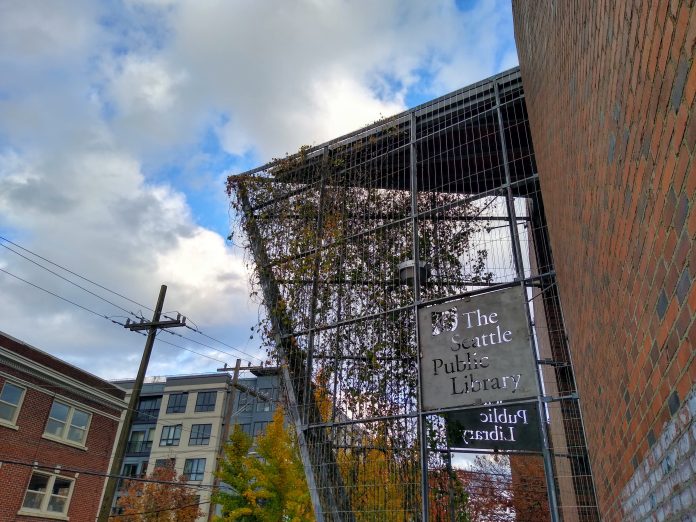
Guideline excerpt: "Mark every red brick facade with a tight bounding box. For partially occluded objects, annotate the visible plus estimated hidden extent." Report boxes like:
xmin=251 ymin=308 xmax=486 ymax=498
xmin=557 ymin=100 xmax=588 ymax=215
xmin=513 ymin=1 xmax=695 ymax=519
xmin=0 ymin=332 xmax=126 ymax=521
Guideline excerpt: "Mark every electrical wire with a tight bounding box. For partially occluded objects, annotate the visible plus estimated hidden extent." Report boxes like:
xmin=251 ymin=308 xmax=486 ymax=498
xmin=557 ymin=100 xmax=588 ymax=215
xmin=0 ymin=236 xmax=265 ymax=363
xmin=0 ymin=242 xmax=143 ymax=320
xmin=0 ymin=456 xmax=217 ymax=489
xmin=0 ymin=267 xmax=126 ymax=326
xmin=0 ymin=266 xmax=259 ymax=365
xmin=0 ymin=235 xmax=153 ymax=311
xmin=109 ymin=500 xmax=210 ymax=519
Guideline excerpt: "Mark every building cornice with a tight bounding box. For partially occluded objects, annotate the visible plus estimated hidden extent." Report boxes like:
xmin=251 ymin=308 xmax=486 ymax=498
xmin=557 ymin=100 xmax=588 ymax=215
xmin=0 ymin=349 xmax=128 ymax=413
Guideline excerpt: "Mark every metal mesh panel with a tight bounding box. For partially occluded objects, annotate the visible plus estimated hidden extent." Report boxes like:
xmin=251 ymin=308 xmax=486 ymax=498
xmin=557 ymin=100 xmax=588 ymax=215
xmin=228 ymin=68 xmax=599 ymax=521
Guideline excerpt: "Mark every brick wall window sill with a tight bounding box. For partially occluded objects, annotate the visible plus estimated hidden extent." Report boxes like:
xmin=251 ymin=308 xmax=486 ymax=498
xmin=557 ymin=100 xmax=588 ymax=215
xmin=41 ymin=433 xmax=88 ymax=451
xmin=0 ymin=419 xmax=19 ymax=430
xmin=17 ymin=508 xmax=70 ymax=521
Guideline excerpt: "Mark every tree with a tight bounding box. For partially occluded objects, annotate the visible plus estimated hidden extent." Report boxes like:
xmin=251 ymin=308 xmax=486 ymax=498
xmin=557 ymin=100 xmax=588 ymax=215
xmin=213 ymin=407 xmax=315 ymax=521
xmin=116 ymin=465 xmax=202 ymax=521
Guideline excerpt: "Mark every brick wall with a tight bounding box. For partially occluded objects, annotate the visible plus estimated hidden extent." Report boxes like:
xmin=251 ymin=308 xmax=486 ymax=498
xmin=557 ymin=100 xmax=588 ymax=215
xmin=0 ymin=370 xmax=121 ymax=520
xmin=513 ymin=1 xmax=695 ymax=519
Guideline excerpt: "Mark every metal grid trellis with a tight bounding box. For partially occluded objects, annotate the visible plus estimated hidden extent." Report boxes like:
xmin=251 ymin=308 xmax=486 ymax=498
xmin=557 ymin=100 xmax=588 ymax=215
xmin=228 ymin=68 xmax=600 ymax=521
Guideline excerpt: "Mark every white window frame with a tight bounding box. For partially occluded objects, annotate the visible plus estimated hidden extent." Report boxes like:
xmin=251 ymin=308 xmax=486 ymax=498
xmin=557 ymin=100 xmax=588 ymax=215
xmin=18 ymin=471 xmax=74 ymax=520
xmin=43 ymin=399 xmax=92 ymax=449
xmin=0 ymin=380 xmax=26 ymax=429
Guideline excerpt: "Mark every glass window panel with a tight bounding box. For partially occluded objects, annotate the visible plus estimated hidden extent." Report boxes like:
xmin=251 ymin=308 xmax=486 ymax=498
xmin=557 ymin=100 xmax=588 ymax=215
xmin=67 ymin=426 xmax=85 ymax=443
xmin=0 ymin=402 xmax=16 ymax=422
xmin=189 ymin=424 xmax=211 ymax=445
xmin=27 ymin=473 xmax=49 ymax=492
xmin=22 ymin=491 xmax=44 ymax=509
xmin=183 ymin=458 xmax=205 ymax=480
xmin=160 ymin=425 xmax=181 ymax=446
xmin=47 ymin=496 xmax=67 ymax=513
xmin=256 ymin=388 xmax=273 ymax=412
xmin=253 ymin=422 xmax=268 ymax=437
xmin=166 ymin=392 xmax=188 ymax=413
xmin=49 ymin=401 xmax=70 ymax=422
xmin=71 ymin=409 xmax=90 ymax=429
xmin=45 ymin=418 xmax=66 ymax=437
xmin=52 ymin=478 xmax=71 ymax=496
xmin=123 ymin=464 xmax=138 ymax=477
xmin=195 ymin=391 xmax=217 ymax=412
xmin=23 ymin=473 xmax=49 ymax=509
xmin=1 ymin=382 xmax=23 ymax=405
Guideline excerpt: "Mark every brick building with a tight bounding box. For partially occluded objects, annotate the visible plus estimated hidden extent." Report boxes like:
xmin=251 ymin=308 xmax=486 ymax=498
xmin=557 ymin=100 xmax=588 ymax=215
xmin=0 ymin=331 xmax=127 ymax=521
xmin=513 ymin=2 xmax=696 ymax=520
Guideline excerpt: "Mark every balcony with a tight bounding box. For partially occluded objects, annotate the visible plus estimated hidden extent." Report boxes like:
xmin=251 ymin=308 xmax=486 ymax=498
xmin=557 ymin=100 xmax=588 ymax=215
xmin=133 ymin=408 xmax=159 ymax=422
xmin=125 ymin=440 xmax=153 ymax=455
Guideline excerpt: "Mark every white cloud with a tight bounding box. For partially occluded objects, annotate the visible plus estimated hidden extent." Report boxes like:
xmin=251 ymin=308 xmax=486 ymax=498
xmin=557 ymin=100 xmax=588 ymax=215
xmin=0 ymin=146 xmax=257 ymax=377
xmin=108 ymin=57 xmax=188 ymax=114
xmin=0 ymin=0 xmax=517 ymax=379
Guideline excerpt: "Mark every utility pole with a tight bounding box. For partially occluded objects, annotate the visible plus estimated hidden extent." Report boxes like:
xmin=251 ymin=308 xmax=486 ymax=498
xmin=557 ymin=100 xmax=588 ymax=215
xmin=98 ymin=284 xmax=185 ymax=521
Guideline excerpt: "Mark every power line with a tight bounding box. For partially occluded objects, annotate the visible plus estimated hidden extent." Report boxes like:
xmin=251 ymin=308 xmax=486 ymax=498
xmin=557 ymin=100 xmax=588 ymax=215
xmin=160 ymin=327 xmax=263 ymax=364
xmin=0 ymin=242 xmax=142 ymax=320
xmin=0 ymin=267 xmax=125 ymax=325
xmin=0 ymin=456 xmax=217 ymax=490
xmin=0 ymin=235 xmax=153 ymax=311
xmin=0 ymin=236 xmax=264 ymax=363
xmin=0 ymin=266 xmax=259 ymax=365
xmin=109 ymin=500 xmax=210 ymax=519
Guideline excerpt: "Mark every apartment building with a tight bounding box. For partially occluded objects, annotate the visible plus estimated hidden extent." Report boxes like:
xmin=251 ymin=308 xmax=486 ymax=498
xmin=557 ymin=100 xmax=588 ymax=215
xmin=0 ymin=331 xmax=127 ymax=521
xmin=112 ymin=367 xmax=281 ymax=519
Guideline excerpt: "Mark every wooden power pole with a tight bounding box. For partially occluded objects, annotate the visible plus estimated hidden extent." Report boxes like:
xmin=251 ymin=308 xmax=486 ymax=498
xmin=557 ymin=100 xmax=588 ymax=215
xmin=98 ymin=284 xmax=185 ymax=520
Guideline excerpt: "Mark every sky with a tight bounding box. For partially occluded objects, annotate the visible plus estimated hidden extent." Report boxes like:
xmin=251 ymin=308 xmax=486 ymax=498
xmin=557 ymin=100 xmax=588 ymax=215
xmin=0 ymin=0 xmax=518 ymax=380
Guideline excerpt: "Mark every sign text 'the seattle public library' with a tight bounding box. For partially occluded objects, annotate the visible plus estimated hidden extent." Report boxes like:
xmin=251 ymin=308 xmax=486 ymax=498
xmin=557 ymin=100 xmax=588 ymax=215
xmin=418 ymin=286 xmax=539 ymax=410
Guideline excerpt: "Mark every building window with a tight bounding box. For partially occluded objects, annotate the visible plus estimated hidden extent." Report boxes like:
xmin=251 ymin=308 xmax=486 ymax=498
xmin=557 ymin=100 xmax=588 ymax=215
xmin=154 ymin=458 xmax=175 ymax=470
xmin=238 ymin=391 xmax=253 ymax=413
xmin=183 ymin=458 xmax=205 ymax=481
xmin=253 ymin=421 xmax=269 ymax=437
xmin=166 ymin=392 xmax=188 ymax=414
xmin=126 ymin=428 xmax=154 ymax=454
xmin=20 ymin=472 xmax=73 ymax=517
xmin=44 ymin=400 xmax=91 ymax=446
xmin=195 ymin=391 xmax=217 ymax=412
xmin=256 ymin=388 xmax=274 ymax=412
xmin=119 ymin=463 xmax=139 ymax=491
xmin=0 ymin=381 xmax=25 ymax=426
xmin=189 ymin=424 xmax=212 ymax=445
xmin=159 ymin=425 xmax=182 ymax=446
xmin=238 ymin=423 xmax=251 ymax=436
xmin=135 ymin=396 xmax=161 ymax=422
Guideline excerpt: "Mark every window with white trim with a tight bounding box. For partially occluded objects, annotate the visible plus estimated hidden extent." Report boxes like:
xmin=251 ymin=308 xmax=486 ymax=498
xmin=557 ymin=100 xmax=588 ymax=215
xmin=20 ymin=471 xmax=73 ymax=517
xmin=44 ymin=400 xmax=91 ymax=446
xmin=0 ymin=381 xmax=25 ymax=426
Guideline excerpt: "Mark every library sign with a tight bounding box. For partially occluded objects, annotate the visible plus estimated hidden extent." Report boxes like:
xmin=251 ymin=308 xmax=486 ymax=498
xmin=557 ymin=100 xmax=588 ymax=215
xmin=445 ymin=403 xmax=542 ymax=451
xmin=418 ymin=287 xmax=539 ymax=411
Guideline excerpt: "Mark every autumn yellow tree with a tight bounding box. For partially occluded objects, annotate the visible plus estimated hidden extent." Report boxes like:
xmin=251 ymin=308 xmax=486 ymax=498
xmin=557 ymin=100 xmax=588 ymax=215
xmin=213 ymin=407 xmax=314 ymax=521
xmin=115 ymin=465 xmax=202 ymax=521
